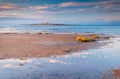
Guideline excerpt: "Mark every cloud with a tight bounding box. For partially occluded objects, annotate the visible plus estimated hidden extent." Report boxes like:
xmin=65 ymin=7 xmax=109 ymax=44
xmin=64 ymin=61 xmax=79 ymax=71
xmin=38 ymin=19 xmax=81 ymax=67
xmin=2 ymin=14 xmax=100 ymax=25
xmin=59 ymin=2 xmax=104 ymax=8
xmin=0 ymin=5 xmax=17 ymax=11
xmin=56 ymin=1 xmax=120 ymax=13
xmin=0 ymin=0 xmax=119 ymax=13
xmin=29 ymin=5 xmax=49 ymax=10
xmin=59 ymin=2 xmax=80 ymax=7
xmin=0 ymin=12 xmax=43 ymax=20
xmin=0 ymin=4 xmax=49 ymax=12
xmin=59 ymin=2 xmax=96 ymax=7
xmin=78 ymin=8 xmax=88 ymax=12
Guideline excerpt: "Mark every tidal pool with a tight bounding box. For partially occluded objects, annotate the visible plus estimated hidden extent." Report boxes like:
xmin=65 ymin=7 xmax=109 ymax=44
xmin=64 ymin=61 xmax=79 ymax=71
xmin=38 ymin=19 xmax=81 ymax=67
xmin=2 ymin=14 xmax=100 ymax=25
xmin=0 ymin=35 xmax=120 ymax=79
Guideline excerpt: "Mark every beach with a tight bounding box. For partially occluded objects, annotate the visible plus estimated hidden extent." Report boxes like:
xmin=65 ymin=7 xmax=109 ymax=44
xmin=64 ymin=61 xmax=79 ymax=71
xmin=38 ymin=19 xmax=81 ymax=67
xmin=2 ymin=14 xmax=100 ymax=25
xmin=0 ymin=26 xmax=119 ymax=79
xmin=0 ymin=33 xmax=103 ymax=58
xmin=0 ymin=25 xmax=119 ymax=79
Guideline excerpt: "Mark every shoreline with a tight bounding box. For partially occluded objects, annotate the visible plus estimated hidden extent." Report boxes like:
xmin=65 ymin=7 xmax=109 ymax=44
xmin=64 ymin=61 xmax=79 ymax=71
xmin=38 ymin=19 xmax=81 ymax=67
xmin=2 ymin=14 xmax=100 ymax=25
xmin=0 ymin=33 xmax=109 ymax=59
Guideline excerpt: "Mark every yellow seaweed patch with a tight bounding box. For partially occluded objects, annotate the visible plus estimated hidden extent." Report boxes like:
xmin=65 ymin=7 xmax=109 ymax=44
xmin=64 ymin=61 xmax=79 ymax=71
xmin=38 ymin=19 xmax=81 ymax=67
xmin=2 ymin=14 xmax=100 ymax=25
xmin=88 ymin=34 xmax=99 ymax=39
xmin=76 ymin=36 xmax=95 ymax=42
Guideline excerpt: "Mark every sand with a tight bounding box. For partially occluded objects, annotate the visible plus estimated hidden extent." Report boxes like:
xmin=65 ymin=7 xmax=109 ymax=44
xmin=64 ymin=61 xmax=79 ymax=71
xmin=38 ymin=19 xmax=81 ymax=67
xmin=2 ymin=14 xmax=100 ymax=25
xmin=0 ymin=33 xmax=103 ymax=58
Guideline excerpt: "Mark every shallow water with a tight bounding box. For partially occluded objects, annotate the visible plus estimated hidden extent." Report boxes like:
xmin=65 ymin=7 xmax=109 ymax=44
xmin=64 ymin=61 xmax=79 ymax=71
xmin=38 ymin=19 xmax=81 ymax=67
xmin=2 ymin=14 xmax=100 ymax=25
xmin=0 ymin=35 xmax=120 ymax=79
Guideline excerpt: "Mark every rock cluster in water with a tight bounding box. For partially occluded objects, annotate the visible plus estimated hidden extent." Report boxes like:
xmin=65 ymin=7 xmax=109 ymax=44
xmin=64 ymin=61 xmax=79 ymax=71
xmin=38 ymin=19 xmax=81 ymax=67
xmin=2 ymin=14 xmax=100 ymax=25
xmin=76 ymin=34 xmax=110 ymax=42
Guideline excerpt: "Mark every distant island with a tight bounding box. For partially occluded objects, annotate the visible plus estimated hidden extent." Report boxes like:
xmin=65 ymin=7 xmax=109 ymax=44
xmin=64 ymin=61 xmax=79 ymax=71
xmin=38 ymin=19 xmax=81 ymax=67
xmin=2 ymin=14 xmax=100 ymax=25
xmin=28 ymin=23 xmax=120 ymax=26
xmin=29 ymin=23 xmax=76 ymax=26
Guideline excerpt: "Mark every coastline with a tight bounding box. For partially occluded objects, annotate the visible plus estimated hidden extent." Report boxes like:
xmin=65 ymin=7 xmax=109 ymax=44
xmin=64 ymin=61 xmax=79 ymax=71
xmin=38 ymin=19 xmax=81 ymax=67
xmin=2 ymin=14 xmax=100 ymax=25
xmin=0 ymin=33 xmax=109 ymax=58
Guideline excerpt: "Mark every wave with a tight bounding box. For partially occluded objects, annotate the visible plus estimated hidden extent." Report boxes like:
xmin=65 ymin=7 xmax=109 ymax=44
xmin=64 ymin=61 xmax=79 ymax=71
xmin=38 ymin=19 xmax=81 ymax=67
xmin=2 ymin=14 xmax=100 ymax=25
xmin=0 ymin=27 xmax=23 ymax=33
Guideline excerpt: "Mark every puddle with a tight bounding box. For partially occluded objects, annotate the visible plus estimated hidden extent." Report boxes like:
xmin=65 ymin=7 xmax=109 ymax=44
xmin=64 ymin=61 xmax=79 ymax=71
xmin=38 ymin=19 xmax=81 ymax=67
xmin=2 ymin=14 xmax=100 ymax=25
xmin=0 ymin=35 xmax=120 ymax=79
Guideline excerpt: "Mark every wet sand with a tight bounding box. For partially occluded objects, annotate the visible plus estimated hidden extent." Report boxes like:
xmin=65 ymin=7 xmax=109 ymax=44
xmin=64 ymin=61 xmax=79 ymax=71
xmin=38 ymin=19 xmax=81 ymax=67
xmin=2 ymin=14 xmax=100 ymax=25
xmin=110 ymin=69 xmax=120 ymax=79
xmin=103 ymin=68 xmax=120 ymax=79
xmin=0 ymin=33 xmax=104 ymax=58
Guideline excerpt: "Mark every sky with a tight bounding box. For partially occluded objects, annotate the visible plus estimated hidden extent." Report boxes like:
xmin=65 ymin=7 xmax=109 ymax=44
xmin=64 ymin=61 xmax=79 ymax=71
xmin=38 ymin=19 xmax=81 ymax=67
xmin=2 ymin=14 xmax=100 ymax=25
xmin=0 ymin=0 xmax=120 ymax=24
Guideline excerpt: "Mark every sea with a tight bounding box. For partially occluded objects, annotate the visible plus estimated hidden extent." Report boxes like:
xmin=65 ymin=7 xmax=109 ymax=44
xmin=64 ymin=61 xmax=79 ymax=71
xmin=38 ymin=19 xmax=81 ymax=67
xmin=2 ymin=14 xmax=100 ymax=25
xmin=0 ymin=24 xmax=120 ymax=34
xmin=0 ymin=24 xmax=120 ymax=79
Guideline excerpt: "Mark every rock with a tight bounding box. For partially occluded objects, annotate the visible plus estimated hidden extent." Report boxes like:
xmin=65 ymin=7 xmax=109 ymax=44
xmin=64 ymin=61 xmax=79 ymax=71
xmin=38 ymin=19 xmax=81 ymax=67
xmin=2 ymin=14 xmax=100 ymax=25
xmin=63 ymin=49 xmax=71 ymax=53
xmin=104 ymin=36 xmax=110 ymax=39
xmin=76 ymin=36 xmax=96 ymax=42
xmin=88 ymin=34 xmax=99 ymax=39
xmin=36 ymin=32 xmax=42 ymax=34
xmin=19 ymin=63 xmax=24 ymax=66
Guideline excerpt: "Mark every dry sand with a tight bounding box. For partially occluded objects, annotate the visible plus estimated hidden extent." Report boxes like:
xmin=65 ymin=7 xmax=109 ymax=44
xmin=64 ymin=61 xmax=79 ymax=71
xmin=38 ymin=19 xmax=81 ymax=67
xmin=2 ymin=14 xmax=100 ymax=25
xmin=0 ymin=33 xmax=102 ymax=58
